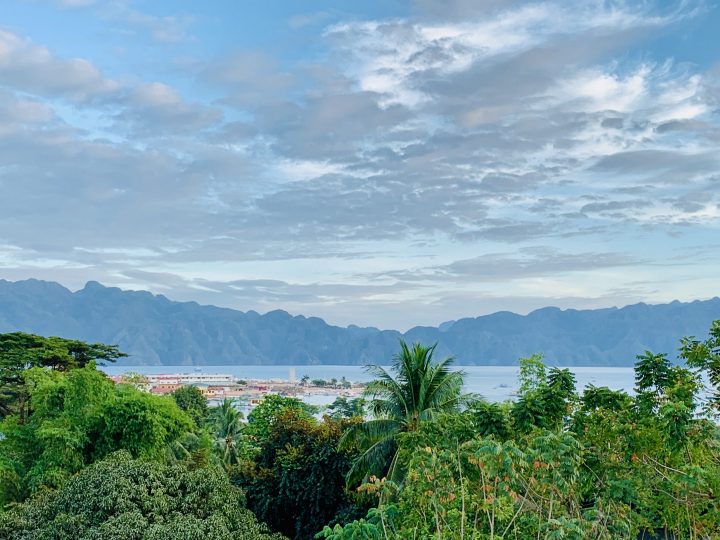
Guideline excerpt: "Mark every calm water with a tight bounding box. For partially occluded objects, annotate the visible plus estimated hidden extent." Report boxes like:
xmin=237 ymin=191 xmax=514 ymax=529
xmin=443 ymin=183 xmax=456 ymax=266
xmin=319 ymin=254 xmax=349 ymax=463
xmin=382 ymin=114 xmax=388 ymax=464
xmin=100 ymin=364 xmax=638 ymax=404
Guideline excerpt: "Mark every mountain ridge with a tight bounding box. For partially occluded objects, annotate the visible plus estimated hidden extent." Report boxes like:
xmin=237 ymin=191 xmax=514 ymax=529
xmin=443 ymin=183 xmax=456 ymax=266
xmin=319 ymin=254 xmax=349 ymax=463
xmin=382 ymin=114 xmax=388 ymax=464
xmin=1 ymin=278 xmax=718 ymax=366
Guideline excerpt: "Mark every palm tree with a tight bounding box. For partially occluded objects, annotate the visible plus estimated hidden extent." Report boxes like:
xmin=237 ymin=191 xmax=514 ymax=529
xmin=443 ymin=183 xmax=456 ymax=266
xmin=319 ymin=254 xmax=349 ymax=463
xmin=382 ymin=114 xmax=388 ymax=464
xmin=209 ymin=398 xmax=244 ymax=468
xmin=340 ymin=341 xmax=471 ymax=487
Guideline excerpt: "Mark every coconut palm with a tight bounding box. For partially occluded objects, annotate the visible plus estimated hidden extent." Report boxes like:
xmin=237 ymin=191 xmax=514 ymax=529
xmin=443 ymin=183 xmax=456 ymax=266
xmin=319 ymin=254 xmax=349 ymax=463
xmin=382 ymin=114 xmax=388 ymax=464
xmin=340 ymin=340 xmax=472 ymax=487
xmin=209 ymin=398 xmax=244 ymax=468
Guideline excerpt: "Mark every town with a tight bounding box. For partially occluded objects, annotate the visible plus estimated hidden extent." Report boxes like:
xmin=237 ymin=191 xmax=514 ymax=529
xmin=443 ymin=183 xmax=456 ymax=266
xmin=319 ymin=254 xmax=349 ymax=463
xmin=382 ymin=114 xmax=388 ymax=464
xmin=107 ymin=370 xmax=365 ymax=410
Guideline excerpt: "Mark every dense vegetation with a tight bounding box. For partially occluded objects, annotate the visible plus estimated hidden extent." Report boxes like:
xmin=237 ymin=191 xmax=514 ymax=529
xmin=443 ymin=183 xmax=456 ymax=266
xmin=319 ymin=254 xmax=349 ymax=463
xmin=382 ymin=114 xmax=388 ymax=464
xmin=0 ymin=452 xmax=284 ymax=540
xmin=0 ymin=323 xmax=719 ymax=539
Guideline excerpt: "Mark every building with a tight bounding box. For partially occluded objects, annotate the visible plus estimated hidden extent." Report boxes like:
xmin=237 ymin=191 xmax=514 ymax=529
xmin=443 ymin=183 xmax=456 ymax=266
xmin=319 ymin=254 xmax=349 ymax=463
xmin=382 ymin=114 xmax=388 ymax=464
xmin=147 ymin=373 xmax=235 ymax=385
xmin=150 ymin=383 xmax=182 ymax=395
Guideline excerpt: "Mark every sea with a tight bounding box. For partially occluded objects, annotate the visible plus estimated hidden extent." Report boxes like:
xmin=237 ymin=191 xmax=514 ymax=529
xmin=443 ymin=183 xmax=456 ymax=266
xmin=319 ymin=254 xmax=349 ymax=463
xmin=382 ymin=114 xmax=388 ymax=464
xmin=100 ymin=364 xmax=639 ymax=405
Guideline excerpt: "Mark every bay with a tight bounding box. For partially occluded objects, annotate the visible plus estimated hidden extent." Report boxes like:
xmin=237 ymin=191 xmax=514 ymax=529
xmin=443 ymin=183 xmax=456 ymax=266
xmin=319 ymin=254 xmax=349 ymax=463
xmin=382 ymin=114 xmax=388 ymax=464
xmin=100 ymin=364 xmax=638 ymax=404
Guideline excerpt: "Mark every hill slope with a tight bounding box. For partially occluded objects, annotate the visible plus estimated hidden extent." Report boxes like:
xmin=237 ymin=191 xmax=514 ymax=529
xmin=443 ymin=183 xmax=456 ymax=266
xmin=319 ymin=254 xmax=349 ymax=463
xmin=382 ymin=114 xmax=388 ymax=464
xmin=0 ymin=279 xmax=718 ymax=366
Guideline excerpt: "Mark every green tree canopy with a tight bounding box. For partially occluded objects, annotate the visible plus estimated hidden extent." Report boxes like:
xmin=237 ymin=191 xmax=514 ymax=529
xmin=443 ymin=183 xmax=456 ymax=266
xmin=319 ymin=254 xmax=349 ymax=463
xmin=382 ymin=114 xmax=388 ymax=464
xmin=0 ymin=363 xmax=204 ymax=505
xmin=0 ymin=451 xmax=286 ymax=540
xmin=0 ymin=332 xmax=124 ymax=420
xmin=327 ymin=396 xmax=366 ymax=419
xmin=172 ymin=384 xmax=209 ymax=427
xmin=680 ymin=319 xmax=720 ymax=413
xmin=237 ymin=410 xmax=367 ymax=540
xmin=246 ymin=394 xmax=316 ymax=440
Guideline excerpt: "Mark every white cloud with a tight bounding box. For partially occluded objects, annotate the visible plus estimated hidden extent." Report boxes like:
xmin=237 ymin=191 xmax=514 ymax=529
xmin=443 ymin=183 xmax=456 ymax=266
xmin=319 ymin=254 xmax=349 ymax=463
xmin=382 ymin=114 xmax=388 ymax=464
xmin=0 ymin=90 xmax=54 ymax=123
xmin=325 ymin=2 xmax=691 ymax=108
xmin=554 ymin=65 xmax=650 ymax=113
xmin=0 ymin=29 xmax=119 ymax=101
xmin=131 ymin=83 xmax=183 ymax=107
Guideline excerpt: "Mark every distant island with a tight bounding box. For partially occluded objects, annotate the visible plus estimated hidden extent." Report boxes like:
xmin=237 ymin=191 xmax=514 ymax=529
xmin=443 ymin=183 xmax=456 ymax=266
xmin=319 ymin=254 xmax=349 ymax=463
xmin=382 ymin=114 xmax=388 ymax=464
xmin=1 ymin=278 xmax=718 ymax=366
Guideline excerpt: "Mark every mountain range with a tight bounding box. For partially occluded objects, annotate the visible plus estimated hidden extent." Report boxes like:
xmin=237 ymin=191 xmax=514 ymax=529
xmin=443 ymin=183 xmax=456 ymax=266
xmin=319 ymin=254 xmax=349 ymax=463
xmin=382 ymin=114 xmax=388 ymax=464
xmin=0 ymin=278 xmax=718 ymax=366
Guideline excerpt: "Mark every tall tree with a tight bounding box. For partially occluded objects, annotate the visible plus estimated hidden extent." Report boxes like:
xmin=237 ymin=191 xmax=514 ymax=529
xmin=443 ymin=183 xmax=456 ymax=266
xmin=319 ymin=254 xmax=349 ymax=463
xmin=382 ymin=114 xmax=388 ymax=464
xmin=208 ymin=398 xmax=246 ymax=468
xmin=340 ymin=341 xmax=470 ymax=487
xmin=0 ymin=332 xmax=124 ymax=420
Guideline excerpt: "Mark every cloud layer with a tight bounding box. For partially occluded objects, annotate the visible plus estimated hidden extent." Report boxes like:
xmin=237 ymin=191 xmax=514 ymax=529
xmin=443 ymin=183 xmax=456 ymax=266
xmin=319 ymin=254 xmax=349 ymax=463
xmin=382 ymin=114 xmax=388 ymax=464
xmin=0 ymin=0 xmax=718 ymax=329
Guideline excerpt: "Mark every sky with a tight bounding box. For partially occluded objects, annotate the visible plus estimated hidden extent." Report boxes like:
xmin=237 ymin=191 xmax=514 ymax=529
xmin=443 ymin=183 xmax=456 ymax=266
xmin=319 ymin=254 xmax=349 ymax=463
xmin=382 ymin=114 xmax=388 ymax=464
xmin=0 ymin=0 xmax=719 ymax=330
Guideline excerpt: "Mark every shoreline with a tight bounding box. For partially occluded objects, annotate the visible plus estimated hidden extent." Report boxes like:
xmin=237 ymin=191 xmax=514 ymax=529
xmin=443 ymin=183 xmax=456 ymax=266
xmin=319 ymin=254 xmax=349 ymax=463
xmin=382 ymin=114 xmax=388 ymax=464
xmin=107 ymin=371 xmax=365 ymax=408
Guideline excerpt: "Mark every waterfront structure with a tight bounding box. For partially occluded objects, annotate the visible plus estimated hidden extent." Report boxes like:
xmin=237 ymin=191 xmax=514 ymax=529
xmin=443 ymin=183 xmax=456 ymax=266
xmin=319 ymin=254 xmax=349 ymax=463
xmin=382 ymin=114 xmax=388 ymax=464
xmin=146 ymin=373 xmax=235 ymax=384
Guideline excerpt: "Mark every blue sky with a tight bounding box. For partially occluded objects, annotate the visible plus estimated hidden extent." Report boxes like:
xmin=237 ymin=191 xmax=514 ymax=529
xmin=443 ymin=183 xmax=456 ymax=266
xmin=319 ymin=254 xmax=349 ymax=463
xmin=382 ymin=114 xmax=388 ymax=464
xmin=0 ymin=0 xmax=719 ymax=329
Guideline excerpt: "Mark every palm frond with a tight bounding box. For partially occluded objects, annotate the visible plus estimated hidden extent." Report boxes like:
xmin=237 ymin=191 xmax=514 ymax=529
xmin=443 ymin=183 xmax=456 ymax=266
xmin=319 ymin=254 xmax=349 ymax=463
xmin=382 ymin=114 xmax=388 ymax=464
xmin=345 ymin=435 xmax=397 ymax=488
xmin=339 ymin=418 xmax=402 ymax=451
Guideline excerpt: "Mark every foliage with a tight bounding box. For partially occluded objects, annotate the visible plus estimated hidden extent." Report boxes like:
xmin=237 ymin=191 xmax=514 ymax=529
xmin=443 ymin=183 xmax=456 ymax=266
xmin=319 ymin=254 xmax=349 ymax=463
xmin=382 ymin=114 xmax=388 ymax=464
xmin=0 ymin=451 xmax=286 ymax=540
xmin=327 ymin=396 xmax=366 ymax=419
xmin=634 ymin=351 xmax=672 ymax=414
xmin=208 ymin=398 xmax=252 ymax=468
xmin=0 ymin=332 xmax=124 ymax=420
xmin=0 ymin=363 xmax=204 ymax=505
xmin=517 ymin=353 xmax=546 ymax=394
xmin=172 ymin=384 xmax=209 ymax=427
xmin=469 ymin=401 xmax=511 ymax=440
xmin=325 ymin=322 xmax=720 ymax=539
xmin=86 ymin=385 xmax=196 ymax=462
xmin=246 ymin=394 xmax=317 ymax=440
xmin=340 ymin=341 xmax=471 ymax=487
xmin=2 ymin=324 xmax=719 ymax=540
xmin=680 ymin=319 xmax=720 ymax=413
xmin=512 ymin=366 xmax=576 ymax=433
xmin=237 ymin=410 xmax=367 ymax=540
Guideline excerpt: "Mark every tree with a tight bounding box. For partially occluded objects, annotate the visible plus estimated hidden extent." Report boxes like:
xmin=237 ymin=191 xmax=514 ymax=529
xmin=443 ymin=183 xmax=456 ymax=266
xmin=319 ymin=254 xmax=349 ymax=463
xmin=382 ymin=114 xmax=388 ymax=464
xmin=634 ymin=351 xmax=672 ymax=414
xmin=512 ymin=364 xmax=576 ymax=433
xmin=0 ymin=332 xmax=124 ymax=420
xmin=87 ymin=385 xmax=196 ymax=462
xmin=327 ymin=396 xmax=366 ymax=419
xmin=246 ymin=394 xmax=316 ymax=440
xmin=323 ymin=422 xmax=594 ymax=540
xmin=0 ymin=363 xmax=204 ymax=505
xmin=237 ymin=410 xmax=367 ymax=540
xmin=680 ymin=319 xmax=720 ymax=414
xmin=580 ymin=385 xmax=632 ymax=412
xmin=0 ymin=451 xmax=286 ymax=540
xmin=208 ymin=398 xmax=247 ymax=468
xmin=172 ymin=384 xmax=209 ymax=427
xmin=0 ymin=364 xmax=115 ymax=500
xmin=517 ymin=353 xmax=546 ymax=394
xmin=340 ymin=341 xmax=471 ymax=487
xmin=470 ymin=401 xmax=511 ymax=439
